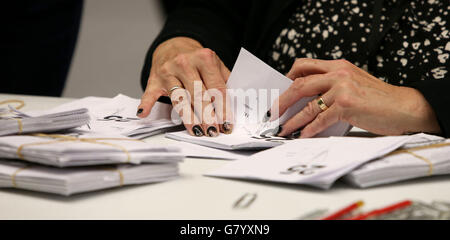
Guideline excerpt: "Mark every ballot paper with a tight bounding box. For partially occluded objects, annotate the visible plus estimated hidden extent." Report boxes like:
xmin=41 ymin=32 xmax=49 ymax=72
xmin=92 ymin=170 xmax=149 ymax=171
xmin=0 ymin=108 xmax=90 ymax=136
xmin=0 ymin=159 xmax=178 ymax=196
xmin=166 ymin=48 xmax=351 ymax=150
xmin=175 ymin=141 xmax=254 ymax=160
xmin=0 ymin=131 xmax=183 ymax=167
xmin=345 ymin=136 xmax=450 ymax=188
xmin=206 ymin=133 xmax=440 ymax=189
xmin=44 ymin=94 xmax=181 ymax=139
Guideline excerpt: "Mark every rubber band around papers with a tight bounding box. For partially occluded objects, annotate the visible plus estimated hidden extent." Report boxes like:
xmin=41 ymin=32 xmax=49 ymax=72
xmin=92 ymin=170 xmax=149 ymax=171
xmin=11 ymin=166 xmax=29 ymax=188
xmin=16 ymin=119 xmax=23 ymax=134
xmin=0 ymin=100 xmax=25 ymax=134
xmin=16 ymin=133 xmax=145 ymax=164
xmin=106 ymin=168 xmax=125 ymax=187
xmin=0 ymin=99 xmax=25 ymax=111
xmin=387 ymin=142 xmax=450 ymax=176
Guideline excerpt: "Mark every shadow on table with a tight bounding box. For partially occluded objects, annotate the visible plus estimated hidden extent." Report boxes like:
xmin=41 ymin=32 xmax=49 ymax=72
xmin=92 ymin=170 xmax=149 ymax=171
xmin=2 ymin=173 xmax=450 ymax=202
xmin=0 ymin=182 xmax=164 ymax=202
xmin=206 ymin=173 xmax=450 ymax=193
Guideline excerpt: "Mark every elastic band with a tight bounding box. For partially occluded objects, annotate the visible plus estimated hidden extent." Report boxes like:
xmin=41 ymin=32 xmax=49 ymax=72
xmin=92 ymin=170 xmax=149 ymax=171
xmin=388 ymin=142 xmax=450 ymax=176
xmin=17 ymin=133 xmax=144 ymax=164
xmin=0 ymin=99 xmax=25 ymax=111
xmin=108 ymin=168 xmax=125 ymax=187
xmin=11 ymin=166 xmax=29 ymax=188
xmin=16 ymin=119 xmax=23 ymax=134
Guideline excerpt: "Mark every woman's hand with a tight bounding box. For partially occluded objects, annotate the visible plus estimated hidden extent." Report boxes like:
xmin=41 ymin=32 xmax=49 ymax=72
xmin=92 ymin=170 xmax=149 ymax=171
xmin=137 ymin=37 xmax=233 ymax=137
xmin=270 ymin=58 xmax=441 ymax=138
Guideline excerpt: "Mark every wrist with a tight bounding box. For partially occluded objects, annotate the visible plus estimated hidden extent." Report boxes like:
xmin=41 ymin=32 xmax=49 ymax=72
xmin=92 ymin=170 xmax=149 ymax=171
xmin=399 ymin=86 xmax=441 ymax=134
xmin=152 ymin=37 xmax=203 ymax=65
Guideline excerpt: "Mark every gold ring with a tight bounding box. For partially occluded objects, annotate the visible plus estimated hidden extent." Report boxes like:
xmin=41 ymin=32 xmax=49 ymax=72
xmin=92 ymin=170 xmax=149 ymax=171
xmin=317 ymin=97 xmax=329 ymax=111
xmin=167 ymin=86 xmax=183 ymax=97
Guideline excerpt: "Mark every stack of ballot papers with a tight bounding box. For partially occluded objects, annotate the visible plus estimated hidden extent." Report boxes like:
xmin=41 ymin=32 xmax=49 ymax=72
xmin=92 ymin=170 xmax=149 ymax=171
xmin=39 ymin=94 xmax=181 ymax=139
xmin=0 ymin=131 xmax=183 ymax=195
xmin=0 ymin=131 xmax=183 ymax=167
xmin=166 ymin=48 xmax=351 ymax=151
xmin=0 ymin=159 xmax=178 ymax=196
xmin=345 ymin=138 xmax=450 ymax=188
xmin=207 ymin=133 xmax=446 ymax=189
xmin=0 ymin=108 xmax=90 ymax=136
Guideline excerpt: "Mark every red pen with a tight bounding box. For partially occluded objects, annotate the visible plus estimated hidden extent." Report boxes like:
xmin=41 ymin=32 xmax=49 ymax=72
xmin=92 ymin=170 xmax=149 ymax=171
xmin=347 ymin=200 xmax=412 ymax=220
xmin=321 ymin=200 xmax=364 ymax=220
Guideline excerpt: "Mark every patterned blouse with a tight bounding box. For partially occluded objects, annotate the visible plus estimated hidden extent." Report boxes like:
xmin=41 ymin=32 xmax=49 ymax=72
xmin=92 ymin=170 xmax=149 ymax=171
xmin=267 ymin=0 xmax=449 ymax=86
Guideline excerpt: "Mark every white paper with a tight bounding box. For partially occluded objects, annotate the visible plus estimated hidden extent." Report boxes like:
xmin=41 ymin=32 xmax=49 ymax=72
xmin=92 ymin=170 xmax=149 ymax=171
xmin=0 ymin=131 xmax=183 ymax=167
xmin=166 ymin=48 xmax=351 ymax=150
xmin=45 ymin=94 xmax=181 ymax=139
xmin=345 ymin=135 xmax=449 ymax=188
xmin=0 ymin=159 xmax=179 ymax=196
xmin=0 ymin=108 xmax=90 ymax=136
xmin=206 ymin=134 xmax=439 ymax=189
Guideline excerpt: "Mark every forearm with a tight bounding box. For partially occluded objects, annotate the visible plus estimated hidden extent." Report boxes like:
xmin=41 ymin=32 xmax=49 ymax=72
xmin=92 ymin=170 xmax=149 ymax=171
xmin=409 ymin=79 xmax=450 ymax=137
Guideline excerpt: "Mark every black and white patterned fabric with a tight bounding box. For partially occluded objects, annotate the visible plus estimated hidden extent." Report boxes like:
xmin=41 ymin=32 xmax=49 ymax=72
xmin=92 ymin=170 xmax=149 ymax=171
xmin=267 ymin=0 xmax=449 ymax=86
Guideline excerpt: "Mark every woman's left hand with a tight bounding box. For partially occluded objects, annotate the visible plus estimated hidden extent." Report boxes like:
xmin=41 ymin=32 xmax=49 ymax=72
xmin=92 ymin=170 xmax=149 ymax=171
xmin=271 ymin=58 xmax=442 ymax=138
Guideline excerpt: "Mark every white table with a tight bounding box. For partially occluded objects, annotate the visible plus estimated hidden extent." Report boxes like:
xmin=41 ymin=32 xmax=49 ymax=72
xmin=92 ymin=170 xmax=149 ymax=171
xmin=1 ymin=93 xmax=449 ymax=219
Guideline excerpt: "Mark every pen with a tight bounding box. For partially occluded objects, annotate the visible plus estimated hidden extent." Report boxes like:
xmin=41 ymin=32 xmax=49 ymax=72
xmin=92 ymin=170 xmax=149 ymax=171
xmin=347 ymin=200 xmax=412 ymax=220
xmin=321 ymin=200 xmax=364 ymax=220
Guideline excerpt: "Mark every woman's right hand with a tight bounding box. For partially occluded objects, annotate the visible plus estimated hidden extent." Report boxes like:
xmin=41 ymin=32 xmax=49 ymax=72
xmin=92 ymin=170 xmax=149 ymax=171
xmin=137 ymin=37 xmax=233 ymax=137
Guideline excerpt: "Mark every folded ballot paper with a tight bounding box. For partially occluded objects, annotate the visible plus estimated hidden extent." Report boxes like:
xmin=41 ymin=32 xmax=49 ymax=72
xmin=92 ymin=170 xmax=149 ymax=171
xmin=166 ymin=48 xmax=351 ymax=150
xmin=0 ymin=108 xmax=90 ymax=137
xmin=0 ymin=131 xmax=184 ymax=167
xmin=0 ymin=159 xmax=178 ymax=196
xmin=43 ymin=94 xmax=181 ymax=139
xmin=206 ymin=133 xmax=444 ymax=189
xmin=345 ymin=137 xmax=450 ymax=188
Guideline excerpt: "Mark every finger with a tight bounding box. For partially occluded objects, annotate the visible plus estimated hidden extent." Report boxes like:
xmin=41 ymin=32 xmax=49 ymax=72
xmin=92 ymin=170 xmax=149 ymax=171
xmin=158 ymin=74 xmax=203 ymax=137
xmin=277 ymin=92 xmax=334 ymax=137
xmin=170 ymin=87 xmax=204 ymax=137
xmin=196 ymin=50 xmax=233 ymax=134
xmin=300 ymin=105 xmax=341 ymax=138
xmin=286 ymin=58 xmax=349 ymax=80
xmin=137 ymin=77 xmax=167 ymax=118
xmin=170 ymin=58 xmax=220 ymax=137
xmin=269 ymin=72 xmax=336 ymax=122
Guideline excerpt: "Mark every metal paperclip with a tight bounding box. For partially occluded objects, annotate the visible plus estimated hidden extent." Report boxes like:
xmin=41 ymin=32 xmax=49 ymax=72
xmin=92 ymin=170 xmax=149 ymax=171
xmin=233 ymin=192 xmax=257 ymax=209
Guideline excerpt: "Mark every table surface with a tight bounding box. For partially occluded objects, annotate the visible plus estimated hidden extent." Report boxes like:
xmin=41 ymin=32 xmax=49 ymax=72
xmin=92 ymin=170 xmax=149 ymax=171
xmin=1 ymin=93 xmax=449 ymax=220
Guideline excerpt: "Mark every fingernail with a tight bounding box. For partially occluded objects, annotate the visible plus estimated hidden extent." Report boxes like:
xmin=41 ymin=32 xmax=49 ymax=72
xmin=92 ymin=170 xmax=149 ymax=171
xmin=291 ymin=129 xmax=302 ymax=138
xmin=275 ymin=125 xmax=283 ymax=136
xmin=223 ymin=121 xmax=233 ymax=134
xmin=192 ymin=125 xmax=204 ymax=136
xmin=263 ymin=110 xmax=271 ymax=122
xmin=136 ymin=108 xmax=143 ymax=116
xmin=207 ymin=126 xmax=219 ymax=137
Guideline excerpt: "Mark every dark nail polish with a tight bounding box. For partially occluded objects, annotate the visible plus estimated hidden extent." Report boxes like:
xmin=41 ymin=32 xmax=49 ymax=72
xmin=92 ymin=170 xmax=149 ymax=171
xmin=275 ymin=125 xmax=283 ymax=136
xmin=223 ymin=121 xmax=233 ymax=134
xmin=263 ymin=110 xmax=271 ymax=122
xmin=136 ymin=108 xmax=143 ymax=116
xmin=291 ymin=129 xmax=302 ymax=138
xmin=207 ymin=126 xmax=219 ymax=137
xmin=192 ymin=125 xmax=204 ymax=136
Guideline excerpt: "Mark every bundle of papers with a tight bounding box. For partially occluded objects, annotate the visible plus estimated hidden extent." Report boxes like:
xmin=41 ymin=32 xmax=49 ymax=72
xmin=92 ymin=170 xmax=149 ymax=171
xmin=0 ymin=108 xmax=90 ymax=136
xmin=0 ymin=159 xmax=178 ymax=196
xmin=207 ymin=133 xmax=444 ymax=189
xmin=43 ymin=94 xmax=181 ymax=139
xmin=166 ymin=48 xmax=351 ymax=150
xmin=0 ymin=131 xmax=183 ymax=167
xmin=345 ymin=138 xmax=450 ymax=188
